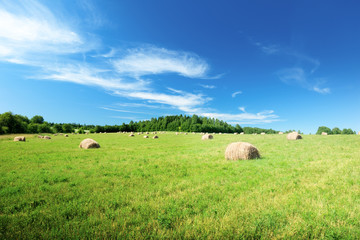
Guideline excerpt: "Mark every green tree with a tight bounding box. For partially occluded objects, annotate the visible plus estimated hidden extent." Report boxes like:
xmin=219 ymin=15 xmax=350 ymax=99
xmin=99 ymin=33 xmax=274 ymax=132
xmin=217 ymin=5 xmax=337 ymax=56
xmin=31 ymin=115 xmax=44 ymax=124
xmin=316 ymin=126 xmax=332 ymax=135
xmin=332 ymin=127 xmax=341 ymax=135
xmin=62 ymin=124 xmax=73 ymax=133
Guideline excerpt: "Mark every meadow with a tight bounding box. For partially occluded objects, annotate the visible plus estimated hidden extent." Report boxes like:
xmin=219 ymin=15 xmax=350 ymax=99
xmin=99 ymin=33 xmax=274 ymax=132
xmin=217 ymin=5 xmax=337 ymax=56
xmin=1 ymin=133 xmax=360 ymax=239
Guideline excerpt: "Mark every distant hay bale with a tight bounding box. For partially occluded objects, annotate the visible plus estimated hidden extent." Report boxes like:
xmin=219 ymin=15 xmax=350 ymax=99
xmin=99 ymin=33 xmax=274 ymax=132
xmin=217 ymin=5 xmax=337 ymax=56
xmin=261 ymin=132 xmax=266 ymax=135
xmin=234 ymin=132 xmax=238 ymax=135
xmin=64 ymin=134 xmax=68 ymax=137
xmin=358 ymin=131 xmax=360 ymax=135
xmin=240 ymin=132 xmax=244 ymax=135
xmin=129 ymin=134 xmax=134 ymax=137
xmin=138 ymin=133 xmax=141 ymax=135
xmin=219 ymin=132 xmax=222 ymax=135
xmin=143 ymin=135 xmax=149 ymax=138
xmin=192 ymin=132 xmax=196 ymax=134
xmin=176 ymin=132 xmax=179 ymax=135
xmin=225 ymin=142 xmax=260 ymax=160
xmin=202 ymin=134 xmax=213 ymax=140
xmin=321 ymin=132 xmax=328 ymax=135
xmin=79 ymin=138 xmax=100 ymax=149
xmin=43 ymin=136 xmax=51 ymax=139
xmin=38 ymin=135 xmax=43 ymax=138
xmin=54 ymin=134 xmax=58 ymax=136
xmin=146 ymin=132 xmax=149 ymax=134
xmin=184 ymin=133 xmax=188 ymax=135
xmin=153 ymin=135 xmax=159 ymax=139
xmin=287 ymin=132 xmax=302 ymax=140
xmin=278 ymin=132 xmax=284 ymax=134
xmin=14 ymin=136 xmax=25 ymax=142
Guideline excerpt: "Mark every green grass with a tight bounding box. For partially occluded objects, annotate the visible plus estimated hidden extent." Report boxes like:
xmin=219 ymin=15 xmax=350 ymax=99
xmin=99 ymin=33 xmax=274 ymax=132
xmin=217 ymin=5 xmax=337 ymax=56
xmin=1 ymin=133 xmax=360 ymax=239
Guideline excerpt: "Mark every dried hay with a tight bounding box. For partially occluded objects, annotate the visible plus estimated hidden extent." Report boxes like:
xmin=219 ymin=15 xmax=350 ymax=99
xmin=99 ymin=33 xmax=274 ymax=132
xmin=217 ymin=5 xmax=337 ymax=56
xmin=240 ymin=132 xmax=244 ymax=135
xmin=225 ymin=142 xmax=260 ymax=160
xmin=287 ymin=132 xmax=302 ymax=140
xmin=143 ymin=135 xmax=149 ymax=138
xmin=14 ymin=136 xmax=25 ymax=142
xmin=261 ymin=132 xmax=266 ymax=135
xmin=129 ymin=134 xmax=135 ymax=137
xmin=153 ymin=135 xmax=159 ymax=139
xmin=321 ymin=132 xmax=328 ymax=135
xmin=278 ymin=132 xmax=284 ymax=134
xmin=43 ymin=136 xmax=51 ymax=139
xmin=79 ymin=138 xmax=100 ymax=149
xmin=202 ymin=134 xmax=213 ymax=140
xmin=64 ymin=134 xmax=68 ymax=137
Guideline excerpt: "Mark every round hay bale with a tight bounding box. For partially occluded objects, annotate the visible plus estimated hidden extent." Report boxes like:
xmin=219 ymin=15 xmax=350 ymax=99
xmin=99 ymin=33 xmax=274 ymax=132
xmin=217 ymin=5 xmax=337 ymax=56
xmin=278 ymin=132 xmax=284 ymax=134
xmin=175 ymin=132 xmax=179 ymax=135
xmin=143 ymin=135 xmax=149 ymax=138
xmin=146 ymin=132 xmax=149 ymax=134
xmin=38 ymin=135 xmax=43 ymax=138
xmin=14 ymin=136 xmax=25 ymax=142
xmin=153 ymin=135 xmax=159 ymax=139
xmin=225 ymin=142 xmax=260 ymax=160
xmin=184 ymin=133 xmax=188 ymax=135
xmin=64 ymin=134 xmax=69 ymax=137
xmin=43 ymin=136 xmax=51 ymax=139
xmin=138 ymin=132 xmax=141 ymax=135
xmin=202 ymin=134 xmax=213 ymax=140
xmin=129 ymin=134 xmax=134 ymax=137
xmin=261 ymin=132 xmax=266 ymax=135
xmin=321 ymin=132 xmax=328 ymax=135
xmin=234 ymin=132 xmax=238 ymax=135
xmin=287 ymin=132 xmax=302 ymax=140
xmin=79 ymin=138 xmax=100 ymax=149
xmin=240 ymin=132 xmax=244 ymax=135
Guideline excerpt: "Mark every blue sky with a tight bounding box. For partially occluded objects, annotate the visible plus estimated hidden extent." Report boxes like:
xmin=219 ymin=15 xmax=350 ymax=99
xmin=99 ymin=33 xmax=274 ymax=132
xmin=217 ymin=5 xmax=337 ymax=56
xmin=0 ymin=0 xmax=359 ymax=133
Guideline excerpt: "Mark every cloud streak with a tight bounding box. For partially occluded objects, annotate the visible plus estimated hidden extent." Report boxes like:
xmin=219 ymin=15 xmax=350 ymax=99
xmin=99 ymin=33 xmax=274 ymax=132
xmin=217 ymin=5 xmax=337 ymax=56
xmin=113 ymin=47 xmax=209 ymax=78
xmin=232 ymin=91 xmax=242 ymax=98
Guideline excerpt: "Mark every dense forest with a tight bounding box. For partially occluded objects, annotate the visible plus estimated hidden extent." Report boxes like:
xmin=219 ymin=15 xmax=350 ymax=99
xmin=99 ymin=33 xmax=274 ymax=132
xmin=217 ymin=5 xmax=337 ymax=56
xmin=0 ymin=111 xmax=283 ymax=134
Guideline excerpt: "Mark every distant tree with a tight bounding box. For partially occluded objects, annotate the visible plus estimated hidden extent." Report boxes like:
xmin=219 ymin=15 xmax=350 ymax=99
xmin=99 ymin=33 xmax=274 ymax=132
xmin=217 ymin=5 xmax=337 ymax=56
xmin=31 ymin=115 xmax=44 ymax=124
xmin=27 ymin=123 xmax=39 ymax=133
xmin=38 ymin=123 xmax=52 ymax=133
xmin=62 ymin=124 xmax=73 ymax=133
xmin=342 ymin=128 xmax=355 ymax=135
xmin=316 ymin=126 xmax=332 ymax=135
xmin=332 ymin=127 xmax=341 ymax=135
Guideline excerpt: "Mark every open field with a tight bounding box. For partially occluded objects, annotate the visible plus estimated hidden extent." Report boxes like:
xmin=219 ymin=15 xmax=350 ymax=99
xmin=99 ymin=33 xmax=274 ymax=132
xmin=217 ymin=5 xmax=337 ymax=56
xmin=1 ymin=133 xmax=360 ymax=239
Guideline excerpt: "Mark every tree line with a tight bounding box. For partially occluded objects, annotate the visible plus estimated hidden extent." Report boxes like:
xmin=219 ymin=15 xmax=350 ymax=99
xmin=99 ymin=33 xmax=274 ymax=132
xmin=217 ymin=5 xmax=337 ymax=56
xmin=316 ymin=126 xmax=356 ymax=135
xmin=2 ymin=111 xmax=355 ymax=135
xmin=0 ymin=111 xmax=283 ymax=134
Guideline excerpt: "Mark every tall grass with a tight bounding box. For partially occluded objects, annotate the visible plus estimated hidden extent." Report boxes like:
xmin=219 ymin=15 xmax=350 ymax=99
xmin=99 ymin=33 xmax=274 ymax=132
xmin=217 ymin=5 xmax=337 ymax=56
xmin=1 ymin=133 xmax=360 ymax=239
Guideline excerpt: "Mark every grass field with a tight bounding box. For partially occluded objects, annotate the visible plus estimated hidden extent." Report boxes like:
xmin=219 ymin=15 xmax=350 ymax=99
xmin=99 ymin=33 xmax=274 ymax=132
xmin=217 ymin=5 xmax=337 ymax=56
xmin=1 ymin=133 xmax=360 ymax=239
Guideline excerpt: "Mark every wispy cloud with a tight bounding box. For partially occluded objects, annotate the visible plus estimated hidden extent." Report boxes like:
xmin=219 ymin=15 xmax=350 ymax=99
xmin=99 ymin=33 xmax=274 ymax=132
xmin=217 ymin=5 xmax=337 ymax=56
xmin=232 ymin=91 xmax=242 ymax=98
xmin=254 ymin=42 xmax=280 ymax=55
xmin=238 ymin=107 xmax=246 ymax=112
xmin=199 ymin=84 xmax=216 ymax=89
xmin=251 ymin=38 xmax=330 ymax=94
xmin=277 ymin=67 xmax=330 ymax=94
xmin=113 ymin=47 xmax=209 ymax=78
xmin=0 ymin=1 xmax=90 ymax=64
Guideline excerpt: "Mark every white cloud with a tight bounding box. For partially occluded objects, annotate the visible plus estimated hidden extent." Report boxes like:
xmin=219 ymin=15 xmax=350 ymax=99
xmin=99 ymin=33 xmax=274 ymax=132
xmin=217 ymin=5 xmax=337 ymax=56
xmin=113 ymin=47 xmax=209 ymax=78
xmin=39 ymin=64 xmax=150 ymax=91
xmin=232 ymin=91 xmax=242 ymax=98
xmin=277 ymin=67 xmax=330 ymax=94
xmin=0 ymin=1 xmax=86 ymax=63
xmin=313 ymin=87 xmax=331 ymax=94
xmin=199 ymin=84 xmax=216 ymax=89
xmin=254 ymin=42 xmax=280 ymax=55
xmin=238 ymin=107 xmax=246 ymax=112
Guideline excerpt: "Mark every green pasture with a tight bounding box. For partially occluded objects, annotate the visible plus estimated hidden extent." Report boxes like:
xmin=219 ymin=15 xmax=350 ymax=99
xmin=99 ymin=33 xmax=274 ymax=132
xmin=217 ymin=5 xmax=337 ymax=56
xmin=1 ymin=133 xmax=360 ymax=239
